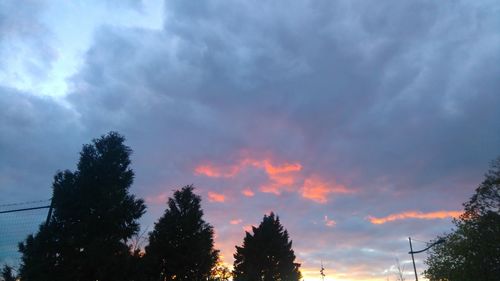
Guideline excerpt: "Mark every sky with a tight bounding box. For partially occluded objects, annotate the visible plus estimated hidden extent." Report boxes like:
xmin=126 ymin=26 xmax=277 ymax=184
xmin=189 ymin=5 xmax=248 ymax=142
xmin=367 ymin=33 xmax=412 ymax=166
xmin=1 ymin=0 xmax=500 ymax=280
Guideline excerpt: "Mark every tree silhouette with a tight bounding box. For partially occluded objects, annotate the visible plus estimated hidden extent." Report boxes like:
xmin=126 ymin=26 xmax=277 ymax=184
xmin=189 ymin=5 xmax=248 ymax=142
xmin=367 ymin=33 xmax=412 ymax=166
xmin=424 ymin=157 xmax=500 ymax=281
xmin=18 ymin=132 xmax=146 ymax=281
xmin=233 ymin=212 xmax=301 ymax=281
xmin=1 ymin=265 xmax=16 ymax=281
xmin=145 ymin=185 xmax=219 ymax=281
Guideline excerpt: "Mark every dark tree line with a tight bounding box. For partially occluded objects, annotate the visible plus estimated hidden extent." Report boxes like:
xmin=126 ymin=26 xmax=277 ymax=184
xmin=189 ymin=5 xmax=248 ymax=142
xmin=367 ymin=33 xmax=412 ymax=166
xmin=1 ymin=132 xmax=301 ymax=281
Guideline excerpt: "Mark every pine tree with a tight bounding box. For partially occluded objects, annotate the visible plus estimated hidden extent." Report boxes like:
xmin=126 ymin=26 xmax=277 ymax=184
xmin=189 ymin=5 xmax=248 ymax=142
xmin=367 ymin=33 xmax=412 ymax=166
xmin=18 ymin=132 xmax=146 ymax=281
xmin=233 ymin=212 xmax=301 ymax=281
xmin=145 ymin=185 xmax=219 ymax=281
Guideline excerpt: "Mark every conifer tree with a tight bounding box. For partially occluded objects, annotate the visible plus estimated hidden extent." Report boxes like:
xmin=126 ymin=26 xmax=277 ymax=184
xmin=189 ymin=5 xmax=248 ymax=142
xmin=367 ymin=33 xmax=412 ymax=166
xmin=145 ymin=185 xmax=219 ymax=281
xmin=18 ymin=132 xmax=146 ymax=281
xmin=233 ymin=212 xmax=301 ymax=281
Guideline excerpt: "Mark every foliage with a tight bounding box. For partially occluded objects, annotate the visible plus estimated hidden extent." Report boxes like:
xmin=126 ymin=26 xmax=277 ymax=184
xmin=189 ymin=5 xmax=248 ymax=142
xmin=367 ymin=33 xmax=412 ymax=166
xmin=18 ymin=132 xmax=146 ymax=281
xmin=210 ymin=262 xmax=232 ymax=281
xmin=424 ymin=157 xmax=500 ymax=281
xmin=233 ymin=212 xmax=301 ymax=281
xmin=145 ymin=185 xmax=219 ymax=281
xmin=1 ymin=265 xmax=16 ymax=281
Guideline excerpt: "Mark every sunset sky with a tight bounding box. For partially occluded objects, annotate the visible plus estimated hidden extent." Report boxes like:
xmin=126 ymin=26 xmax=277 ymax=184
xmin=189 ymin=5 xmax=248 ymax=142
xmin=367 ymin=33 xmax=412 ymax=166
xmin=1 ymin=0 xmax=500 ymax=280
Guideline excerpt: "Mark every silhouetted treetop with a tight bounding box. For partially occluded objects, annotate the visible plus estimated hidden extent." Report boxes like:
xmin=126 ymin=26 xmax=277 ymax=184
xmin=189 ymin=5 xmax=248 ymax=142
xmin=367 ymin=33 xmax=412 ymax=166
xmin=145 ymin=185 xmax=219 ymax=281
xmin=233 ymin=212 xmax=301 ymax=281
xmin=18 ymin=132 xmax=146 ymax=281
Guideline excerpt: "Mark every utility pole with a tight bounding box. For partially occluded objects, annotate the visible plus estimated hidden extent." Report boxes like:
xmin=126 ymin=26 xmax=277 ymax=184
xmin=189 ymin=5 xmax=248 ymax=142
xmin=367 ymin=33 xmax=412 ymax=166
xmin=45 ymin=197 xmax=54 ymax=226
xmin=408 ymin=237 xmax=418 ymax=281
xmin=408 ymin=237 xmax=446 ymax=281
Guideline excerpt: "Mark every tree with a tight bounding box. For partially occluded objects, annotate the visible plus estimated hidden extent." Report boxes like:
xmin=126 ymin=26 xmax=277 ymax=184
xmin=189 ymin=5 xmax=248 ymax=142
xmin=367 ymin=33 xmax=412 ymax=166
xmin=210 ymin=262 xmax=232 ymax=281
xmin=145 ymin=185 xmax=219 ymax=281
xmin=1 ymin=265 xmax=16 ymax=281
xmin=393 ymin=258 xmax=405 ymax=281
xmin=18 ymin=132 xmax=146 ymax=281
xmin=233 ymin=212 xmax=301 ymax=281
xmin=424 ymin=157 xmax=500 ymax=281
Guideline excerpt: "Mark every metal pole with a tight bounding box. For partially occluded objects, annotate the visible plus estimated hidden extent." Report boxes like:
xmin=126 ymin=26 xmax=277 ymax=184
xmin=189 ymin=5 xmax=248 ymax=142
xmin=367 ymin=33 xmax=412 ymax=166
xmin=409 ymin=237 xmax=418 ymax=281
xmin=45 ymin=197 xmax=54 ymax=225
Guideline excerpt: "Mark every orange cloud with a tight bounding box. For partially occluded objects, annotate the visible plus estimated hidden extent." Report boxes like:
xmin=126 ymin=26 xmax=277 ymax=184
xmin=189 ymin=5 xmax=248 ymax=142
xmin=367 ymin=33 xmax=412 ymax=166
xmin=260 ymin=160 xmax=302 ymax=175
xmin=242 ymin=189 xmax=255 ymax=197
xmin=301 ymin=177 xmax=351 ymax=203
xmin=257 ymin=160 xmax=302 ymax=194
xmin=207 ymin=191 xmax=226 ymax=203
xmin=230 ymin=219 xmax=243 ymax=225
xmin=195 ymin=157 xmax=351 ymax=201
xmin=368 ymin=210 xmax=463 ymax=224
xmin=195 ymin=164 xmax=238 ymax=178
xmin=194 ymin=157 xmax=302 ymax=195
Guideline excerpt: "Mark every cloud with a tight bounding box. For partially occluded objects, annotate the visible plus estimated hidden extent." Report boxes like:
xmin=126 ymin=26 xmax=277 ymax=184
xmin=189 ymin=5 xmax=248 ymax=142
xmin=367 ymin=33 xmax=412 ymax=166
xmin=194 ymin=156 xmax=304 ymax=195
xmin=367 ymin=210 xmax=462 ymax=225
xmin=301 ymin=176 xmax=352 ymax=203
xmin=0 ymin=0 xmax=56 ymax=90
xmin=0 ymin=87 xmax=82 ymax=202
xmin=195 ymin=164 xmax=238 ymax=178
xmin=241 ymin=189 xmax=255 ymax=197
xmin=207 ymin=191 xmax=225 ymax=203
xmin=324 ymin=215 xmax=336 ymax=227
xmin=230 ymin=219 xmax=242 ymax=225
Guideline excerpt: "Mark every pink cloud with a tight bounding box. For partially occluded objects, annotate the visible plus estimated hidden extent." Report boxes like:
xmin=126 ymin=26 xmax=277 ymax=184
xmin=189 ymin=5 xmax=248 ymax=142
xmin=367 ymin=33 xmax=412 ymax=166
xmin=300 ymin=177 xmax=352 ymax=203
xmin=242 ymin=224 xmax=253 ymax=232
xmin=207 ymin=191 xmax=226 ymax=203
xmin=367 ymin=210 xmax=462 ymax=224
xmin=230 ymin=219 xmax=243 ymax=225
xmin=242 ymin=189 xmax=255 ymax=197
xmin=194 ymin=157 xmax=302 ymax=195
xmin=194 ymin=156 xmax=353 ymax=202
xmin=195 ymin=164 xmax=239 ymax=178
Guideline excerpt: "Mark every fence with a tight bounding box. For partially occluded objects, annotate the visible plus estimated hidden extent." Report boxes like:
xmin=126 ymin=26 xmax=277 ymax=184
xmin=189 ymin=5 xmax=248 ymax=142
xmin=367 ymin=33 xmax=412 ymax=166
xmin=0 ymin=199 xmax=51 ymax=269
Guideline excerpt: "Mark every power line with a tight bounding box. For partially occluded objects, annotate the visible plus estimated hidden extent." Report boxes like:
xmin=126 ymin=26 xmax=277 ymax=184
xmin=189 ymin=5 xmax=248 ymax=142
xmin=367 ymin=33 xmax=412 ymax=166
xmin=0 ymin=199 xmax=51 ymax=209
xmin=0 ymin=205 xmax=51 ymax=215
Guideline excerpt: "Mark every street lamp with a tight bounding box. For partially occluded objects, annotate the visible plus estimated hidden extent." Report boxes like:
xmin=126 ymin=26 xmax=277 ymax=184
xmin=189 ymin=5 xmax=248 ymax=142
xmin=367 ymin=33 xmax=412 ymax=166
xmin=408 ymin=237 xmax=445 ymax=281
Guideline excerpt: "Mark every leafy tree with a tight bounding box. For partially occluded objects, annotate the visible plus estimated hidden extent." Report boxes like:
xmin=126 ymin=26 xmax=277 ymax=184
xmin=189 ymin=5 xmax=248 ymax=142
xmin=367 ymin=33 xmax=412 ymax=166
xmin=424 ymin=157 xmax=500 ymax=281
xmin=18 ymin=132 xmax=146 ymax=281
xmin=233 ymin=212 xmax=301 ymax=281
xmin=145 ymin=185 xmax=219 ymax=281
xmin=210 ymin=262 xmax=232 ymax=281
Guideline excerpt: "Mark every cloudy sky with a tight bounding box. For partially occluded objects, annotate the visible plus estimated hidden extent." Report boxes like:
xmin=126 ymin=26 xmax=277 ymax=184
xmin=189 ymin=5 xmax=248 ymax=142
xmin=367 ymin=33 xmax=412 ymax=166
xmin=1 ymin=0 xmax=499 ymax=280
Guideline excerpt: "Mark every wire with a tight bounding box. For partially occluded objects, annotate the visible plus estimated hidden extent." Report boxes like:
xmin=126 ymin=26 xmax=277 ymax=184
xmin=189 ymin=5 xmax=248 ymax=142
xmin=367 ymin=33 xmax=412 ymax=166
xmin=0 ymin=199 xmax=51 ymax=209
xmin=411 ymin=238 xmax=431 ymax=245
